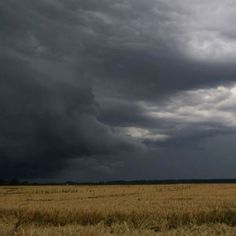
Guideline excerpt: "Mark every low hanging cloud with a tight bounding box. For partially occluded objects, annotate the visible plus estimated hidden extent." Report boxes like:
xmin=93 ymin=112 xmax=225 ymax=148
xmin=114 ymin=83 xmax=236 ymax=142
xmin=151 ymin=84 xmax=236 ymax=122
xmin=146 ymin=83 xmax=236 ymax=139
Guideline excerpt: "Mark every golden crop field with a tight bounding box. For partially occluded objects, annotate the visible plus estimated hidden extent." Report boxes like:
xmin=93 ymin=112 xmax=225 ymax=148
xmin=1 ymin=184 xmax=236 ymax=236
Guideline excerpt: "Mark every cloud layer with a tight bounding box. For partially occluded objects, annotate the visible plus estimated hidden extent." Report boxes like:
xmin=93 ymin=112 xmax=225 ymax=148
xmin=1 ymin=0 xmax=236 ymax=180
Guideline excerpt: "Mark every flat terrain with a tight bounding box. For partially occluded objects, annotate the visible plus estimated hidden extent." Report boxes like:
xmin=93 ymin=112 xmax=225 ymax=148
xmin=1 ymin=184 xmax=236 ymax=235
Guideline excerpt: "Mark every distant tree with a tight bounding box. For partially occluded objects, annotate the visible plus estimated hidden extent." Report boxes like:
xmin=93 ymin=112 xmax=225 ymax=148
xmin=0 ymin=179 xmax=7 ymax=185
xmin=10 ymin=178 xmax=20 ymax=185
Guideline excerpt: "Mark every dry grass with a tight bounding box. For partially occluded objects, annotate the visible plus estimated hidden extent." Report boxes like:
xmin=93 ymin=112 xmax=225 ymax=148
xmin=0 ymin=184 xmax=236 ymax=235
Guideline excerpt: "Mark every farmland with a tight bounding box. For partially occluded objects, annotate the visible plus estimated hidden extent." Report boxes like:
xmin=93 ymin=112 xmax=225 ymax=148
xmin=0 ymin=184 xmax=236 ymax=235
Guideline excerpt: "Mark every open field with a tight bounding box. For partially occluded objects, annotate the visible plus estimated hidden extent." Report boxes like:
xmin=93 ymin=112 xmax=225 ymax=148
xmin=1 ymin=184 xmax=236 ymax=235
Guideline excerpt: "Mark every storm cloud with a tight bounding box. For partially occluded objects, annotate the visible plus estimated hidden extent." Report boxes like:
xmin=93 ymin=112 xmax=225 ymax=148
xmin=1 ymin=0 xmax=236 ymax=181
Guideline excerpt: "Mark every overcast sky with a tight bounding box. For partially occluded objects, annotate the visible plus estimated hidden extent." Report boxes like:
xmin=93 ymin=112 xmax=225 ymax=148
xmin=1 ymin=0 xmax=236 ymax=181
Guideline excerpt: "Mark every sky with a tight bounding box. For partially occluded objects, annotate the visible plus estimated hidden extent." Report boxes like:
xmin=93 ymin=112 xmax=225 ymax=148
xmin=1 ymin=0 xmax=236 ymax=181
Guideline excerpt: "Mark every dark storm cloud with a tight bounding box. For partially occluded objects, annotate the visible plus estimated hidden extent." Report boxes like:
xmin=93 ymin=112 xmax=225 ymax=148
xmin=0 ymin=52 xmax=142 ymax=178
xmin=2 ymin=0 xmax=236 ymax=180
xmin=0 ymin=0 xmax=146 ymax=179
xmin=0 ymin=0 xmax=152 ymax=180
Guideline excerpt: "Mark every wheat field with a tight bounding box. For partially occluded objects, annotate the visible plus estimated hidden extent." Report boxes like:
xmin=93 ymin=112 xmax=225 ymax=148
xmin=0 ymin=184 xmax=236 ymax=235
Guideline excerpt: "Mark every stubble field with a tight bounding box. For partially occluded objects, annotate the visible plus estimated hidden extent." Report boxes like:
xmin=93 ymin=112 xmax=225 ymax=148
xmin=0 ymin=184 xmax=236 ymax=235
